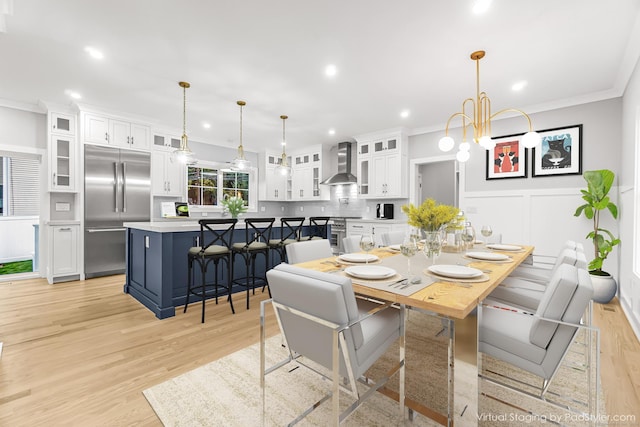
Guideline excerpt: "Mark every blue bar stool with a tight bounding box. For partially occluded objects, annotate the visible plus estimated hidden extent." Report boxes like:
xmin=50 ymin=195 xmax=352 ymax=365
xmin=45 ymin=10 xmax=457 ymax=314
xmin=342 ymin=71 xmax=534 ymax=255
xmin=232 ymin=218 xmax=275 ymax=309
xmin=184 ymin=219 xmax=237 ymax=323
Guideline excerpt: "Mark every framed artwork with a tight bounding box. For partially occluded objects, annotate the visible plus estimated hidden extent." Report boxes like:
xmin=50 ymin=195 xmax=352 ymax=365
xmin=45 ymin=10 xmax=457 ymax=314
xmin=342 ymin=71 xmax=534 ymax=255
xmin=485 ymin=132 xmax=527 ymax=180
xmin=532 ymin=124 xmax=583 ymax=177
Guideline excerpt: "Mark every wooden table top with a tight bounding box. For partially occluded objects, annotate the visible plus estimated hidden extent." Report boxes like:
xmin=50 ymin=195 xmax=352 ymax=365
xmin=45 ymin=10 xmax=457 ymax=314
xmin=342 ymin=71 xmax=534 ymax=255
xmin=294 ymin=245 xmax=534 ymax=319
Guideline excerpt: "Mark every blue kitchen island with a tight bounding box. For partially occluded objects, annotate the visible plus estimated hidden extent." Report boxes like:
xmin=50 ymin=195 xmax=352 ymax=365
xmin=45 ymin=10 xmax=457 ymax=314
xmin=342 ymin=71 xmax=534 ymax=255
xmin=123 ymin=220 xmax=320 ymax=319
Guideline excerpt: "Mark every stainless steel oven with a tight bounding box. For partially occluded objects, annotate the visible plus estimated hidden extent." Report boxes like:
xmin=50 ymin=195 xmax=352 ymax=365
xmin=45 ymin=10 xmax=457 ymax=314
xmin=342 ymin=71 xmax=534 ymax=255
xmin=330 ymin=218 xmax=347 ymax=255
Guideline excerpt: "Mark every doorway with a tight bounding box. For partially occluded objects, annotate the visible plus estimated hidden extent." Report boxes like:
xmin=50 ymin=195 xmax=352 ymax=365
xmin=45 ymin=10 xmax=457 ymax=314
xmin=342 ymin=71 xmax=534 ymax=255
xmin=409 ymin=155 xmax=460 ymax=207
xmin=0 ymin=152 xmax=42 ymax=280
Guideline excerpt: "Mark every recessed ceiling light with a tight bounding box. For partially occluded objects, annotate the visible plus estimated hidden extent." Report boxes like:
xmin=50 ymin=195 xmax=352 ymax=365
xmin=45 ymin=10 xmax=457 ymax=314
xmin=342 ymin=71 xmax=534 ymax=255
xmin=512 ymin=81 xmax=528 ymax=91
xmin=328 ymin=128 xmax=335 ymax=135
xmin=325 ymin=64 xmax=337 ymax=77
xmin=84 ymin=46 xmax=104 ymax=60
xmin=400 ymin=110 xmax=410 ymax=118
xmin=203 ymin=122 xmax=211 ymax=129
xmin=64 ymin=89 xmax=82 ymax=99
xmin=472 ymin=0 xmax=492 ymax=14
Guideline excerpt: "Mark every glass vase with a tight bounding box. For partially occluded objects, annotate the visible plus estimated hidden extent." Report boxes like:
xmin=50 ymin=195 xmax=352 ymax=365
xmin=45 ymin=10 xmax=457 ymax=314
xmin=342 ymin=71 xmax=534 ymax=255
xmin=422 ymin=230 xmax=443 ymax=265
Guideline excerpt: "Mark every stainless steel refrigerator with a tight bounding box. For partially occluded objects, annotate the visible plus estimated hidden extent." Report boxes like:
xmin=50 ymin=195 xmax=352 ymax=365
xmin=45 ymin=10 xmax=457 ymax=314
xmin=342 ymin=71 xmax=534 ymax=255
xmin=84 ymin=145 xmax=150 ymax=278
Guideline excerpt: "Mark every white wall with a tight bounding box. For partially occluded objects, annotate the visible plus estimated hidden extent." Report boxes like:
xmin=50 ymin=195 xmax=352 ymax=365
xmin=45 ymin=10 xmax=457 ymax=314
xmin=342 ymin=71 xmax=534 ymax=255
xmin=0 ymin=106 xmax=47 ymax=151
xmin=0 ymin=217 xmax=38 ymax=262
xmin=620 ymin=50 xmax=640 ymax=339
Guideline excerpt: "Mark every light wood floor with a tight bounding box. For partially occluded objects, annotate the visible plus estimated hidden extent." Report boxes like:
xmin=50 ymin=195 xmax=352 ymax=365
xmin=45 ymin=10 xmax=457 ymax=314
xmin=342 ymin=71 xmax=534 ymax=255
xmin=0 ymin=275 xmax=638 ymax=426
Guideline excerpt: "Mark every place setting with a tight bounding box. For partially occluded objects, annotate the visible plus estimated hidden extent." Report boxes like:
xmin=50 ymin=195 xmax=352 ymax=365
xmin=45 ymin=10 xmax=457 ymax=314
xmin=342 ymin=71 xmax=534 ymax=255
xmin=463 ymin=251 xmax=514 ymax=263
xmin=340 ymin=235 xmax=436 ymax=295
xmin=423 ymin=264 xmax=490 ymax=285
xmin=485 ymin=243 xmax=525 ymax=253
xmin=335 ymin=252 xmax=382 ymax=265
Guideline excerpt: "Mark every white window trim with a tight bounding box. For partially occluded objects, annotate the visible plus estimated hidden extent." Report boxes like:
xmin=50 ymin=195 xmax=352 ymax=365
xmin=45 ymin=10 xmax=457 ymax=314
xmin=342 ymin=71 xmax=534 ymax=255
xmin=186 ymin=161 xmax=258 ymax=213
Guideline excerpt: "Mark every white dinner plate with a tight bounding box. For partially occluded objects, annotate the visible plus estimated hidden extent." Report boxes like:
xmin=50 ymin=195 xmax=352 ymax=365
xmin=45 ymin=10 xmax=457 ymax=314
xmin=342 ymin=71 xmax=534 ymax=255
xmin=345 ymin=265 xmax=396 ymax=280
xmin=486 ymin=244 xmax=522 ymax=251
xmin=388 ymin=244 xmax=401 ymax=252
xmin=466 ymin=251 xmax=510 ymax=261
xmin=427 ymin=264 xmax=483 ymax=279
xmin=338 ymin=253 xmax=379 ymax=263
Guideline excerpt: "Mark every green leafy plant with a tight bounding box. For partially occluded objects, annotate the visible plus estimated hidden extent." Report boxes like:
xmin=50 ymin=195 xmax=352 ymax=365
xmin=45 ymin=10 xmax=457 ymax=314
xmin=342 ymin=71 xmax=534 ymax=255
xmin=401 ymin=198 xmax=459 ymax=232
xmin=221 ymin=195 xmax=247 ymax=218
xmin=573 ymin=169 xmax=620 ymax=274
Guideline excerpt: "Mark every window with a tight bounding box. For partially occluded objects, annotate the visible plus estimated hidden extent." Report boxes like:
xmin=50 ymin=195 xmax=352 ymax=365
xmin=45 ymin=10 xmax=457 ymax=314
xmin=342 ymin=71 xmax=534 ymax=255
xmin=1 ymin=156 xmax=41 ymax=216
xmin=187 ymin=167 xmax=218 ymax=206
xmin=186 ymin=163 xmax=256 ymax=211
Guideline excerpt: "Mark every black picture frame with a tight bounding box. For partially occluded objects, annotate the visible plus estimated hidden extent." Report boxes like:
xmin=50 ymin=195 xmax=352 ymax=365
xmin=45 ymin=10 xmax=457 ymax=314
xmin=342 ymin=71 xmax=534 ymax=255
xmin=485 ymin=132 xmax=528 ymax=180
xmin=532 ymin=124 xmax=583 ymax=177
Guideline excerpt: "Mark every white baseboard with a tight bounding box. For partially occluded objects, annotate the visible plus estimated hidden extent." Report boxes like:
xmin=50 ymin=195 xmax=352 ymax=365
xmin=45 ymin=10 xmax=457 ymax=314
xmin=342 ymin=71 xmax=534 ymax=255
xmin=620 ymin=295 xmax=640 ymax=343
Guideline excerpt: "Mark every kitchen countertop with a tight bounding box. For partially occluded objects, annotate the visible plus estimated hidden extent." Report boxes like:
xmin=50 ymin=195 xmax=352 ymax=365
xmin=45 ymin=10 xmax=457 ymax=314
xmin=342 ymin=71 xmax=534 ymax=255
xmin=345 ymin=218 xmax=407 ymax=225
xmin=124 ymin=217 xmax=337 ymax=233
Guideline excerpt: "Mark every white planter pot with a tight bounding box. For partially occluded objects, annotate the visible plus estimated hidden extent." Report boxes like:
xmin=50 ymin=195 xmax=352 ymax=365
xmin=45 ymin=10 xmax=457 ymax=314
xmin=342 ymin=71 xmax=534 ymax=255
xmin=589 ymin=272 xmax=617 ymax=304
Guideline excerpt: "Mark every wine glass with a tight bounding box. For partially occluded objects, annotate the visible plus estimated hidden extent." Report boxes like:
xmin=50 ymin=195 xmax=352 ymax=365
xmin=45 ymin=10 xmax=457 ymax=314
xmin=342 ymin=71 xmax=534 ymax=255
xmin=481 ymin=225 xmax=493 ymax=245
xmin=400 ymin=235 xmax=418 ymax=279
xmin=359 ymin=234 xmax=375 ymax=264
xmin=461 ymin=224 xmax=476 ymax=250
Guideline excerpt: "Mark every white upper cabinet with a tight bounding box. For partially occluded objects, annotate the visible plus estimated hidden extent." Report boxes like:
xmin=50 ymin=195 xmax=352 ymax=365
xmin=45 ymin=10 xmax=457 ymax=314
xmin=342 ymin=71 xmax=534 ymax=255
xmin=152 ymin=133 xmax=182 ymax=151
xmin=48 ymin=111 xmax=77 ymax=192
xmin=50 ymin=112 xmax=75 ymax=136
xmin=290 ymin=145 xmax=330 ymax=201
xmin=258 ymin=152 xmax=289 ymax=201
xmin=83 ymin=112 xmax=150 ymax=151
xmin=152 ymin=150 xmax=184 ymax=196
xmin=356 ymin=130 xmax=408 ymax=199
xmin=109 ymin=120 xmax=150 ymax=150
xmin=84 ymin=113 xmax=109 ymax=145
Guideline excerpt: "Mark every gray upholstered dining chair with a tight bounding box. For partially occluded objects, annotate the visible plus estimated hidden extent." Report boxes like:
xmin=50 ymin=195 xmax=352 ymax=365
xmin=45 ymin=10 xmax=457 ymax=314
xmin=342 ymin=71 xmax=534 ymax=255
xmin=342 ymin=235 xmax=361 ymax=254
xmin=380 ymin=230 xmax=405 ymax=246
xmin=491 ymin=249 xmax=586 ymax=311
xmin=285 ymin=239 xmax=333 ymax=264
xmin=479 ymin=264 xmax=598 ymax=414
xmin=261 ymin=263 xmax=405 ymax=425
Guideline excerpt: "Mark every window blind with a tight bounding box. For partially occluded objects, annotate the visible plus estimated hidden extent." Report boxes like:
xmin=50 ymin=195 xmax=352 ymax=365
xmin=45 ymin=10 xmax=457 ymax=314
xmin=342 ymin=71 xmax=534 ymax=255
xmin=7 ymin=157 xmax=40 ymax=216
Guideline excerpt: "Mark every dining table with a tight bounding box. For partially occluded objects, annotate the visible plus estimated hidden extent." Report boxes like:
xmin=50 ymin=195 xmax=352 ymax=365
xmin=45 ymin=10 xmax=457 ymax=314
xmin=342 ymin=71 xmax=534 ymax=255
xmin=292 ymin=242 xmax=534 ymax=426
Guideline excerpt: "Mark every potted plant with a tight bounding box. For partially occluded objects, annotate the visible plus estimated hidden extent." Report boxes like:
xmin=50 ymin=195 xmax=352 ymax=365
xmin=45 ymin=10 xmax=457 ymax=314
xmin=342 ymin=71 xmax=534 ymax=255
xmin=222 ymin=194 xmax=247 ymax=218
xmin=573 ymin=169 xmax=621 ymax=303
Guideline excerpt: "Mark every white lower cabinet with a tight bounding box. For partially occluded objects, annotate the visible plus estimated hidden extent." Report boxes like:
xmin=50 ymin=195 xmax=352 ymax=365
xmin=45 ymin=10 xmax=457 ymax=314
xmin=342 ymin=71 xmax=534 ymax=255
xmin=47 ymin=223 xmax=79 ymax=283
xmin=346 ymin=220 xmax=408 ymax=247
xmin=152 ymin=151 xmax=184 ymax=196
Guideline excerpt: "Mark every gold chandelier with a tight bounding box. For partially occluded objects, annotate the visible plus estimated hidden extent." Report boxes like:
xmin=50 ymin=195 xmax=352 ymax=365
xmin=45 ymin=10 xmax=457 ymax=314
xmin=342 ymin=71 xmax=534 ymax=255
xmin=275 ymin=115 xmax=291 ymax=176
xmin=438 ymin=50 xmax=541 ymax=162
xmin=172 ymin=81 xmax=197 ymax=165
xmin=230 ymin=100 xmax=251 ymax=171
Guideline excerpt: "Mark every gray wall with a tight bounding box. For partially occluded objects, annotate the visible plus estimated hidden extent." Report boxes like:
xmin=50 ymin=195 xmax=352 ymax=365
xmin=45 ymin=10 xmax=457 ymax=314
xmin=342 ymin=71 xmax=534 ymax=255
xmin=419 ymin=161 xmax=456 ymax=206
xmin=408 ymin=98 xmax=622 ymax=192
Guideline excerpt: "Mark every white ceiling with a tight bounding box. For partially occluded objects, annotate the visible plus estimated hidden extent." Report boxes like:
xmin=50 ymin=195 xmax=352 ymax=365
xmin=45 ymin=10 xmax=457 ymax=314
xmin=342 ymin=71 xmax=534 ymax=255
xmin=1 ymin=0 xmax=640 ymax=153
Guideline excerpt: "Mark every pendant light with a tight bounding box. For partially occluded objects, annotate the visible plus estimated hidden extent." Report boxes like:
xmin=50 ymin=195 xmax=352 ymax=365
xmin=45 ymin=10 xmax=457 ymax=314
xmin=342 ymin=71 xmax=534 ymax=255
xmin=438 ymin=50 xmax=541 ymax=163
xmin=172 ymin=81 xmax=197 ymax=165
xmin=230 ymin=100 xmax=251 ymax=171
xmin=275 ymin=115 xmax=291 ymax=176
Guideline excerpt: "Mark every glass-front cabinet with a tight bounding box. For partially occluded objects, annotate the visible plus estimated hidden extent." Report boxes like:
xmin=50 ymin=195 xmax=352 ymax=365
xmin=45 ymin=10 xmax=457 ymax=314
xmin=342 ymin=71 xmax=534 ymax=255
xmin=49 ymin=111 xmax=77 ymax=192
xmin=355 ymin=130 xmax=408 ymax=199
xmin=50 ymin=113 xmax=75 ymax=136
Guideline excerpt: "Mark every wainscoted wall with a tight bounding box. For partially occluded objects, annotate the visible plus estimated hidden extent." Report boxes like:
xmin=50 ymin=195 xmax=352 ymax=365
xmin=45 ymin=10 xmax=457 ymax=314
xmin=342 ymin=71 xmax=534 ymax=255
xmin=619 ymin=186 xmax=640 ymax=339
xmin=461 ymin=187 xmax=618 ymax=274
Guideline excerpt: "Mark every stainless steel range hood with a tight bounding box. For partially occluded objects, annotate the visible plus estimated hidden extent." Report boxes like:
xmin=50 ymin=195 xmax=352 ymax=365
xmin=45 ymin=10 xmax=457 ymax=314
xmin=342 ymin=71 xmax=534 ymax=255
xmin=321 ymin=141 xmax=358 ymax=185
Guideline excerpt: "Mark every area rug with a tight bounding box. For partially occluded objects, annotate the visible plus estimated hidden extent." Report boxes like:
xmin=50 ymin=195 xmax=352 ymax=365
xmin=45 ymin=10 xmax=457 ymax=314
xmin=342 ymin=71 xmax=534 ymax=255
xmin=143 ymin=312 xmax=603 ymax=426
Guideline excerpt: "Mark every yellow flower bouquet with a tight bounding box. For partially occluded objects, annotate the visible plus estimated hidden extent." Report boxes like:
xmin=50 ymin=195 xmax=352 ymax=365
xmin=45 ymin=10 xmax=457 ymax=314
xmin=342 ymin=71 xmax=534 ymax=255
xmin=401 ymin=198 xmax=459 ymax=232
